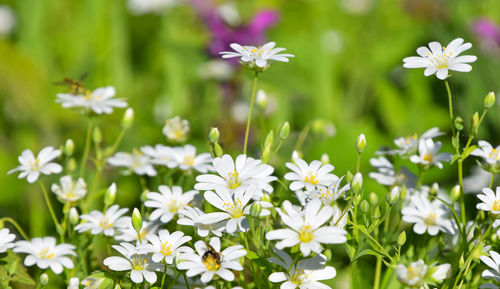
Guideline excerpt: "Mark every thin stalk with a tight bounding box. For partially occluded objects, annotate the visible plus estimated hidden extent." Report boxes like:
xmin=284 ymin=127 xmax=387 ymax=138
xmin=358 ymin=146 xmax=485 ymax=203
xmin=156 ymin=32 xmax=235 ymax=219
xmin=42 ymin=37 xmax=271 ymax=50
xmin=181 ymin=270 xmax=190 ymax=289
xmin=80 ymin=116 xmax=94 ymax=177
xmin=373 ymin=258 xmax=382 ymax=289
xmin=0 ymin=217 xmax=30 ymax=240
xmin=356 ymin=153 xmax=361 ymax=173
xmin=490 ymin=173 xmax=495 ymax=188
xmin=444 ymin=80 xmax=455 ymax=136
xmin=108 ymin=127 xmax=127 ymax=156
xmin=38 ymin=180 xmax=62 ymax=236
xmin=294 ymin=123 xmax=311 ymax=153
xmin=243 ymin=71 xmax=259 ymax=155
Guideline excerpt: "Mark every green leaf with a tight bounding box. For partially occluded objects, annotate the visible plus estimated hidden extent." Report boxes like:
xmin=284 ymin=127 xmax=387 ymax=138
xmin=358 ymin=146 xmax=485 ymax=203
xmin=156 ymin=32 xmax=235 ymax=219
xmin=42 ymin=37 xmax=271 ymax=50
xmin=462 ymin=145 xmax=477 ymax=160
xmin=450 ymin=154 xmax=460 ymax=164
xmin=352 ymin=248 xmax=384 ymax=262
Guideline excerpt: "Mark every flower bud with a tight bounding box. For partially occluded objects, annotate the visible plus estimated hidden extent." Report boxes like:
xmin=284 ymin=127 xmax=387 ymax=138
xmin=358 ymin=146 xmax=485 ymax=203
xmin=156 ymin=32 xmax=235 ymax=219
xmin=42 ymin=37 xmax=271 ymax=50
xmin=67 ymin=158 xmax=77 ymax=172
xmin=430 ymin=183 xmax=439 ymax=197
xmin=213 ymin=143 xmax=223 ymax=157
xmin=93 ymin=126 xmax=103 ymax=144
xmin=262 ymin=146 xmax=272 ymax=164
xmin=261 ymin=193 xmax=271 ymax=203
xmin=132 ymin=208 xmax=143 ymax=236
xmin=353 ymin=194 xmax=362 ymax=206
xmin=451 ymin=185 xmax=461 ymax=203
xmin=69 ymin=207 xmax=79 ymax=225
xmin=292 ymin=150 xmax=302 ymax=162
xmin=373 ymin=206 xmax=381 ymax=219
xmin=356 ymin=134 xmax=367 ymax=154
xmin=121 ymin=108 xmax=134 ymax=129
xmin=323 ymin=249 xmax=332 ymax=262
xmin=104 ymin=183 xmax=117 ymax=207
xmin=114 ymin=285 xmax=122 ymax=289
xmin=471 ymin=112 xmax=479 ymax=134
xmin=360 ymin=200 xmax=369 ymax=213
xmin=387 ymin=187 xmax=400 ymax=205
xmin=64 ymin=139 xmax=74 ymax=156
xmin=140 ymin=189 xmax=149 ymax=203
xmin=208 ymin=127 xmax=220 ymax=144
xmin=351 ymin=172 xmax=363 ymax=193
xmin=256 ymin=90 xmax=267 ymax=109
xmin=264 ymin=131 xmax=274 ymax=151
xmin=279 ymin=122 xmax=290 ymax=140
xmin=459 ymin=254 xmax=465 ymax=267
xmin=40 ymin=273 xmax=49 ymax=286
xmin=369 ymin=192 xmax=378 ymax=206
xmin=484 ymin=92 xmax=495 ymax=109
xmin=346 ymin=170 xmax=353 ymax=183
xmin=454 ymin=116 xmax=464 ymax=131
xmin=320 ymin=153 xmax=329 ymax=165
xmin=397 ymin=231 xmax=406 ymax=246
xmin=249 ymin=202 xmax=262 ymax=217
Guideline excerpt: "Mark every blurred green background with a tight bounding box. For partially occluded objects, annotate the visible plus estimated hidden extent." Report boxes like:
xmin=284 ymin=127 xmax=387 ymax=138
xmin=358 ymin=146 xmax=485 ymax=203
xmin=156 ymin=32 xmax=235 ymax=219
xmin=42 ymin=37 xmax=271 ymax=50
xmin=0 ymin=0 xmax=499 ymax=286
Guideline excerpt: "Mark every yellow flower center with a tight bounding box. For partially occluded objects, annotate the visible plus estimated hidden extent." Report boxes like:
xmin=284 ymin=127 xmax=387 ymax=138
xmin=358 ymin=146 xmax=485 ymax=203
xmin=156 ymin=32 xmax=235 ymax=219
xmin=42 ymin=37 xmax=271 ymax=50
xmin=405 ymin=134 xmax=418 ymax=144
xmin=226 ymin=170 xmax=241 ymax=189
xmin=224 ymin=199 xmax=244 ymax=218
xmin=181 ymin=154 xmax=195 ymax=166
xmin=168 ymin=200 xmax=182 ymax=213
xmin=38 ymin=247 xmax=55 ymax=260
xmin=299 ymin=225 xmax=313 ymax=243
xmin=489 ymin=149 xmax=500 ymax=160
xmin=290 ymin=269 xmax=308 ymax=285
xmin=492 ymin=200 xmax=500 ymax=212
xmin=99 ymin=216 xmax=113 ymax=229
xmin=424 ymin=212 xmax=437 ymax=226
xmin=203 ymin=255 xmax=220 ymax=271
xmin=131 ymin=255 xmax=148 ymax=271
xmin=160 ymin=242 xmax=172 ymax=256
xmin=423 ymin=153 xmax=433 ymax=163
xmin=304 ymin=173 xmax=319 ymax=185
xmin=407 ymin=266 xmax=420 ymax=281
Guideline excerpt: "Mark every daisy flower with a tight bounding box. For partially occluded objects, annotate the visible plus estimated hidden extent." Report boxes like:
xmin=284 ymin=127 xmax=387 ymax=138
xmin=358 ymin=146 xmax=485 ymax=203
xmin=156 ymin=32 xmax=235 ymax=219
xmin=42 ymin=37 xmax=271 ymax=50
xmin=107 ymin=149 xmax=157 ymax=176
xmin=480 ymin=251 xmax=500 ymax=287
xmin=177 ymin=206 xmax=226 ymax=237
xmin=266 ymin=199 xmax=347 ymax=256
xmin=401 ymin=194 xmax=453 ymax=235
xmin=75 ymin=205 xmax=129 ymax=237
xmin=14 ymin=237 xmax=76 ymax=274
xmin=163 ymin=116 xmax=190 ymax=143
xmin=396 ymin=260 xmax=451 ymax=288
xmin=268 ymin=249 xmax=337 ymax=289
xmin=197 ymin=186 xmax=272 ymax=233
xmin=403 ymin=38 xmax=477 ymax=80
xmin=145 ymin=185 xmax=198 ymax=223
xmin=476 ymin=187 xmax=500 ymax=214
xmin=471 ymin=140 xmax=500 ymax=171
xmin=144 ymin=229 xmax=191 ymax=264
xmin=195 ymin=154 xmax=276 ymax=200
xmin=284 ymin=157 xmax=338 ymax=193
xmin=56 ymin=86 xmax=127 ymax=114
xmin=177 ymin=237 xmax=246 ymax=283
xmin=8 ymin=147 xmax=62 ymax=183
xmin=381 ymin=127 xmax=444 ymax=156
xmin=410 ymin=138 xmax=452 ymax=169
xmin=308 ymin=176 xmax=350 ymax=205
xmin=0 ymin=228 xmax=16 ymax=253
xmin=51 ymin=175 xmax=87 ymax=203
xmin=220 ymin=42 xmax=294 ymax=69
xmin=81 ymin=276 xmax=105 ymax=289
xmin=115 ymin=218 xmax=160 ymax=242
xmin=172 ymin=144 xmax=213 ymax=173
xmin=68 ymin=277 xmax=79 ymax=289
xmin=369 ymin=157 xmax=416 ymax=188
xmin=140 ymin=144 xmax=177 ymax=168
xmin=103 ymin=242 xmax=163 ymax=284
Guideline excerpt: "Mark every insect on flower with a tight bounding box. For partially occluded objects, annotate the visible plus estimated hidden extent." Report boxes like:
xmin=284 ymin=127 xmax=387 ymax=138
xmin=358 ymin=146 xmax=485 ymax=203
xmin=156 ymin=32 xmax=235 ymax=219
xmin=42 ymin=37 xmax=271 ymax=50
xmin=201 ymin=242 xmax=223 ymax=271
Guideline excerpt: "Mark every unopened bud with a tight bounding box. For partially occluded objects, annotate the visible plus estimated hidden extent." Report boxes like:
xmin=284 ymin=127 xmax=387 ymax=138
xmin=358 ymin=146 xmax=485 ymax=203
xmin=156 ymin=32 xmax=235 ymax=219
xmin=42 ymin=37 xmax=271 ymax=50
xmin=459 ymin=254 xmax=465 ymax=267
xmin=323 ymin=249 xmax=332 ymax=261
xmin=471 ymin=112 xmax=479 ymax=134
xmin=264 ymin=131 xmax=274 ymax=150
xmin=67 ymin=158 xmax=77 ymax=172
xmin=208 ymin=127 xmax=220 ymax=144
xmin=373 ymin=206 xmax=381 ymax=219
xmin=249 ymin=202 xmax=262 ymax=217
xmin=397 ymin=231 xmax=406 ymax=246
xmin=430 ymin=183 xmax=439 ymax=196
xmin=369 ymin=192 xmax=378 ymax=206
xmin=69 ymin=207 xmax=79 ymax=225
xmin=114 ymin=284 xmax=122 ymax=289
xmin=360 ymin=200 xmax=369 ymax=213
xmin=356 ymin=134 xmax=367 ymax=154
xmin=140 ymin=189 xmax=149 ymax=203
xmin=262 ymin=146 xmax=272 ymax=164
xmin=279 ymin=122 xmax=290 ymax=140
xmin=64 ymin=139 xmax=74 ymax=156
xmin=256 ymin=90 xmax=267 ymax=109
xmin=351 ymin=173 xmax=363 ymax=193
xmin=93 ymin=126 xmax=103 ymax=144
xmin=213 ymin=143 xmax=223 ymax=157
xmin=400 ymin=186 xmax=408 ymax=200
xmin=477 ymin=210 xmax=485 ymax=222
xmin=132 ymin=208 xmax=143 ymax=236
xmin=104 ymin=183 xmax=117 ymax=207
xmin=387 ymin=187 xmax=400 ymax=205
xmin=346 ymin=170 xmax=353 ymax=183
xmin=484 ymin=92 xmax=495 ymax=109
xmin=451 ymin=185 xmax=461 ymax=202
xmin=353 ymin=194 xmax=362 ymax=205
xmin=121 ymin=108 xmax=134 ymax=129
xmin=40 ymin=273 xmax=49 ymax=286
xmin=454 ymin=116 xmax=464 ymax=131
xmin=321 ymin=153 xmax=329 ymax=165
xmin=261 ymin=193 xmax=271 ymax=203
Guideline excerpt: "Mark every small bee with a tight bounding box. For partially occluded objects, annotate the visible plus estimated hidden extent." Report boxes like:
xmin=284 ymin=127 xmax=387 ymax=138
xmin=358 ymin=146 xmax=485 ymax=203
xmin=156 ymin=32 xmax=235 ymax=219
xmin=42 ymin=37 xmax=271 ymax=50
xmin=54 ymin=73 xmax=88 ymax=95
xmin=201 ymin=242 xmax=222 ymax=270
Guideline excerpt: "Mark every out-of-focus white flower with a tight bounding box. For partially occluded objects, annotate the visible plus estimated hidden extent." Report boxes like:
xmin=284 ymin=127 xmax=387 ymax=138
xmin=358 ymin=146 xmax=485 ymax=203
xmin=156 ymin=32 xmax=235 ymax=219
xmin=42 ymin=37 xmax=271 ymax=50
xmin=464 ymin=166 xmax=496 ymax=194
xmin=197 ymin=60 xmax=234 ymax=81
xmin=0 ymin=228 xmax=15 ymax=253
xmin=480 ymin=250 xmax=500 ymax=287
xmin=198 ymin=186 xmax=272 ymax=233
xmin=128 ymin=0 xmax=176 ymax=15
xmin=8 ymin=147 xmax=62 ymax=183
xmin=284 ymin=157 xmax=338 ymax=193
xmin=476 ymin=187 xmax=500 ymax=214
xmin=177 ymin=237 xmax=246 ymax=283
xmin=172 ymin=145 xmax=213 ymax=173
xmin=163 ymin=116 xmax=189 ymax=143
xmin=0 ymin=6 xmax=16 ymax=36
xmin=115 ymin=218 xmax=160 ymax=243
xmin=471 ymin=140 xmax=500 ymax=172
xmin=144 ymin=229 xmax=191 ymax=264
xmin=195 ymin=154 xmax=276 ymax=200
xmin=103 ymin=242 xmax=164 ymax=284
xmin=410 ymin=139 xmax=452 ymax=169
xmin=75 ymin=205 xmax=129 ymax=237
xmin=107 ymin=149 xmax=157 ymax=176
xmin=403 ymin=38 xmax=477 ymax=80
xmin=51 ymin=175 xmax=87 ymax=203
xmin=177 ymin=206 xmax=226 ymax=237
xmin=321 ymin=30 xmax=343 ymax=55
xmin=381 ymin=127 xmax=444 ymax=156
xmin=369 ymin=157 xmax=416 ymax=188
xmin=68 ymin=277 xmax=79 ymax=289
xmin=140 ymin=144 xmax=177 ymax=168
xmin=396 ymin=260 xmax=448 ymax=288
xmin=56 ymin=86 xmax=127 ymax=114
xmin=81 ymin=276 xmax=104 ymax=289
xmin=266 ymin=199 xmax=347 ymax=256
xmin=330 ymin=205 xmax=348 ymax=230
xmin=145 ymin=185 xmax=198 ymax=224
xmin=309 ymin=176 xmax=350 ymax=205
xmin=216 ymin=2 xmax=241 ymax=26
xmin=220 ymin=42 xmax=294 ymax=70
xmin=268 ymin=249 xmax=336 ymax=289
xmin=14 ymin=237 xmax=76 ymax=274
xmin=230 ymin=101 xmax=250 ymax=124
xmin=339 ymin=0 xmax=373 ymax=15
xmin=402 ymin=194 xmax=453 ymax=235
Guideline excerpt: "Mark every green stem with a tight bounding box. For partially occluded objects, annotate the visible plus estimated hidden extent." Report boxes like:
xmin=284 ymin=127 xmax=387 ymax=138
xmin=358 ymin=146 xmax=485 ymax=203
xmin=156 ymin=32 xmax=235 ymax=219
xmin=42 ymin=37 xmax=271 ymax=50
xmin=373 ymin=257 xmax=382 ymax=289
xmin=490 ymin=173 xmax=495 ymax=188
xmin=108 ymin=127 xmax=127 ymax=157
xmin=444 ymin=80 xmax=455 ymax=136
xmin=458 ymin=160 xmax=466 ymax=226
xmin=0 ymin=217 xmax=30 ymax=240
xmin=417 ymin=166 xmax=423 ymax=189
xmin=243 ymin=71 xmax=259 ymax=155
xmin=80 ymin=117 xmax=94 ymax=178
xmin=356 ymin=153 xmax=361 ymax=173
xmin=181 ymin=270 xmax=189 ymax=289
xmin=351 ymin=261 xmax=360 ymax=289
xmin=38 ymin=180 xmax=63 ymax=237
xmin=294 ymin=123 xmax=311 ymax=153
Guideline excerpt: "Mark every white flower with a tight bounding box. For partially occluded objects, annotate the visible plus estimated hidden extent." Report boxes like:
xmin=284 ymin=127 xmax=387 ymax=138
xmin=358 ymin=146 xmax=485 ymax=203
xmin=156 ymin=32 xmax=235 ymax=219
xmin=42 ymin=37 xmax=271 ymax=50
xmin=177 ymin=237 xmax=246 ymax=283
xmin=220 ymin=42 xmax=294 ymax=69
xmin=103 ymin=242 xmax=163 ymax=284
xmin=173 ymin=145 xmax=213 ymax=173
xmin=330 ymin=205 xmax=348 ymax=230
xmin=197 ymin=60 xmax=234 ymax=81
xmin=68 ymin=277 xmax=79 ymax=289
xmin=56 ymin=86 xmax=127 ymax=114
xmin=382 ymin=127 xmax=444 ymax=156
xmin=107 ymin=149 xmax=157 ymax=176
xmin=115 ymin=218 xmax=160 ymax=243
xmin=480 ymin=251 xmax=500 ymax=286
xmin=163 ymin=116 xmax=189 ymax=143
xmin=51 ymin=175 xmax=87 ymax=203
xmin=266 ymin=199 xmax=347 ymax=256
xmin=268 ymin=249 xmax=336 ymax=289
xmin=464 ymin=166 xmax=496 ymax=194
xmin=144 ymin=229 xmax=191 ymax=264
xmin=0 ymin=228 xmax=16 ymax=253
xmin=308 ymin=176 xmax=350 ymax=205
xmin=195 ymin=154 xmax=277 ymax=200
xmin=128 ymin=0 xmax=176 ymax=15
xmin=81 ymin=277 xmax=104 ymax=289
xmin=14 ymin=237 xmax=76 ymax=274
xmin=0 ymin=5 xmax=15 ymax=36
xmin=402 ymin=194 xmax=453 ymax=235
xmin=471 ymin=140 xmax=500 ymax=170
xmin=198 ymin=186 xmax=272 ymax=233
xmin=75 ymin=205 xmax=129 ymax=236
xmin=403 ymin=38 xmax=477 ymax=80
xmin=476 ymin=187 xmax=500 ymax=214
xmin=140 ymin=145 xmax=177 ymax=168
xmin=369 ymin=157 xmax=416 ymax=188
xmin=410 ymin=139 xmax=452 ymax=169
xmin=284 ymin=157 xmax=338 ymax=193
xmin=145 ymin=185 xmax=198 ymax=223
xmin=8 ymin=147 xmax=62 ymax=183
xmin=177 ymin=207 xmax=225 ymax=237
xmin=396 ymin=260 xmax=450 ymax=288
